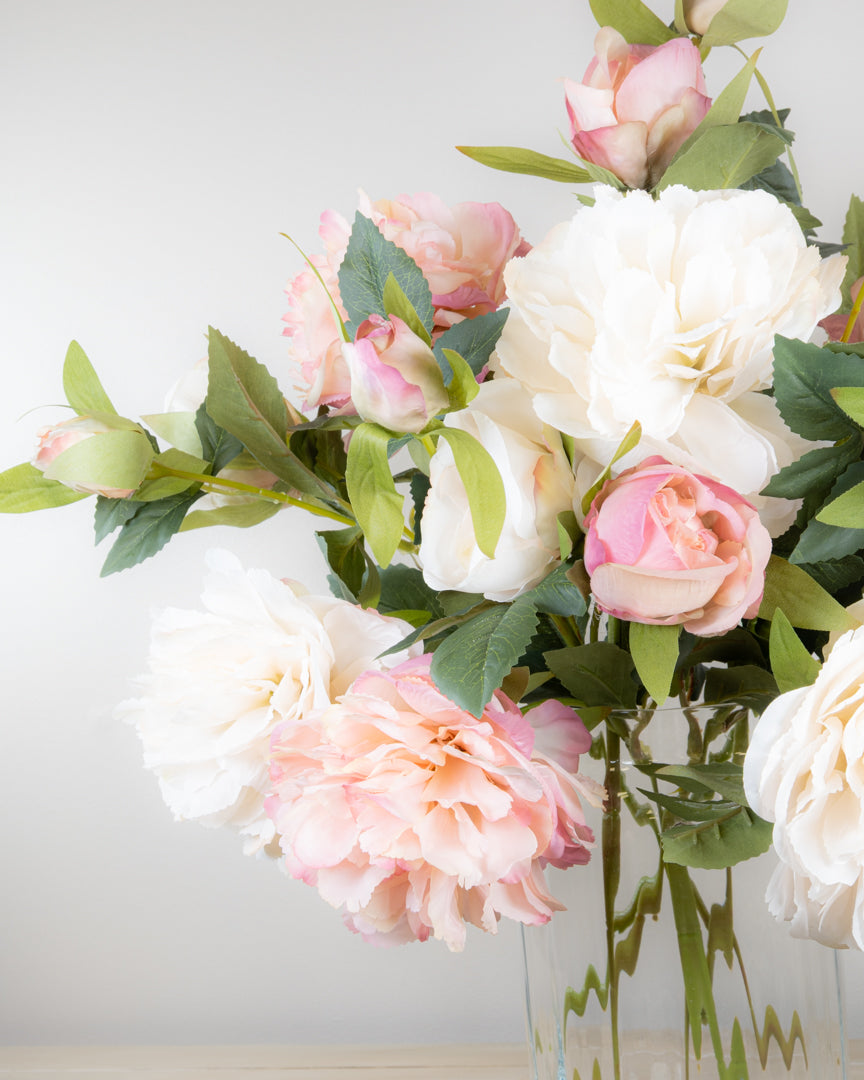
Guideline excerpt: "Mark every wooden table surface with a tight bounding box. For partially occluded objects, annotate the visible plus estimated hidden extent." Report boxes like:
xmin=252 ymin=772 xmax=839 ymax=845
xmin=1 ymin=1043 xmax=861 ymax=1079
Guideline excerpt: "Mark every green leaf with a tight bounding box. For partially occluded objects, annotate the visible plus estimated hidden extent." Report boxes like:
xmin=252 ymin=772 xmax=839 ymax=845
xmin=382 ymin=272 xmax=432 ymax=345
xmin=640 ymin=789 xmax=738 ymax=823
xmin=0 ymin=462 xmax=89 ymax=513
xmin=62 ymin=340 xmax=117 ymax=416
xmin=769 ymin=609 xmax=821 ymax=693
xmin=205 ymin=327 xmax=330 ymax=499
xmin=587 ymin=0 xmax=677 ymax=44
xmin=841 ymin=195 xmax=864 ymax=311
xmin=700 ymin=0 xmax=788 ymax=45
xmin=93 ymin=495 xmax=139 ymax=542
xmin=665 ymin=864 xmax=719 ymax=1057
xmin=316 ymin=526 xmax=366 ymax=599
xmin=141 ymin=411 xmax=203 ymax=457
xmin=520 ymin=563 xmax=588 ymax=618
xmin=682 ymin=50 xmax=762 ymax=142
xmin=345 ymin=423 xmax=405 ymax=568
xmin=455 ymin=145 xmax=591 ymax=184
xmin=653 ymin=762 xmax=749 ymax=804
xmin=42 ymin=427 xmax=155 ymax=495
xmin=434 ymin=309 xmax=508 ymax=378
xmin=581 ymin=421 xmax=641 ymax=516
xmin=761 ymin=441 xmax=861 ymax=499
xmin=662 ymin=806 xmax=774 ymax=868
xmin=435 ymin=427 xmax=505 ymax=559
xmin=441 ymin=349 xmax=479 ymax=410
xmin=772 ymin=336 xmax=864 ymax=441
xmin=816 ymin=477 xmax=864 ymax=529
xmin=179 ymin=500 xmax=281 ymax=532
xmin=544 ymin=642 xmax=638 ymax=708
xmin=194 ymin=403 xmax=244 ymax=474
xmin=629 ymin=622 xmax=681 ymax=704
xmin=134 ymin=448 xmax=205 ymax=501
xmin=761 ymin=555 xmax=859 ymax=631
xmin=795 ymin=463 xmax=864 ymax=562
xmin=377 ymin=564 xmax=446 ymax=620
xmin=338 ymin=213 xmax=433 ymax=337
xmin=430 ymin=598 xmax=540 ymax=718
xmin=100 ymin=491 xmax=201 ymax=576
xmin=656 ymin=123 xmax=785 ymax=193
xmin=831 ymin=386 xmax=864 ymax=428
xmin=703 ymin=665 xmax=777 ymax=711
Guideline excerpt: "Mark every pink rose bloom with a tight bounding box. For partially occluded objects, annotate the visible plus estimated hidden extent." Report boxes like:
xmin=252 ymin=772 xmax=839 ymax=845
xmin=341 ymin=314 xmax=449 ymax=434
xmin=32 ymin=414 xmax=152 ymax=499
xmin=583 ymin=456 xmax=772 ymax=635
xmin=565 ymin=27 xmax=711 ymax=189
xmin=282 ymin=194 xmax=529 ymax=409
xmin=819 ymin=277 xmax=864 ymax=342
xmin=267 ymin=655 xmax=603 ymax=951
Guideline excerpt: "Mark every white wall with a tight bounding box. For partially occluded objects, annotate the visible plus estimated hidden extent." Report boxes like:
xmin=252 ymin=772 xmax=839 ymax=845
xmin=2 ymin=0 xmax=862 ymax=1046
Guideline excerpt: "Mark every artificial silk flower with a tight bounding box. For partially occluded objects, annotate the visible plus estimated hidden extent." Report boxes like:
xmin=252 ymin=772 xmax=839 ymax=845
xmin=32 ymin=414 xmax=154 ymax=499
xmin=119 ymin=550 xmax=421 ymax=856
xmin=419 ymin=378 xmax=579 ymax=601
xmin=495 ymin=184 xmax=844 ymax=534
xmin=583 ymin=456 xmax=771 ymax=635
xmin=267 ymin=655 xmax=604 ymax=950
xmin=744 ymin=625 xmax=864 ymax=949
xmin=564 ymin=27 xmax=711 ymax=189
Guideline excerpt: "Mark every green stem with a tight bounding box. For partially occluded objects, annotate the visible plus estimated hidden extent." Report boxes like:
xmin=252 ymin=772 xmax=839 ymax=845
xmin=843 ymin=281 xmax=864 ymax=342
xmin=149 ymin=463 xmax=356 ymax=526
xmin=602 ymin=728 xmax=623 ymax=1080
xmin=550 ymin=613 xmax=581 ymax=647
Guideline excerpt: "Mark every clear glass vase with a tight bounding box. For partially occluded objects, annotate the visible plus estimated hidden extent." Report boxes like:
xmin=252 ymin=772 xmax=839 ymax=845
xmin=522 ymin=705 xmax=847 ymax=1080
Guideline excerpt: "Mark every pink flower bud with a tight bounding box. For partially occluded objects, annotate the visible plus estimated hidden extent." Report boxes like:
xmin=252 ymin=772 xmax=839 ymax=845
xmin=682 ymin=0 xmax=728 ymax=35
xmin=565 ymin=27 xmax=711 ymax=189
xmin=583 ymin=456 xmax=771 ymax=636
xmin=32 ymin=415 xmax=152 ymax=498
xmin=342 ymin=314 xmax=448 ymax=434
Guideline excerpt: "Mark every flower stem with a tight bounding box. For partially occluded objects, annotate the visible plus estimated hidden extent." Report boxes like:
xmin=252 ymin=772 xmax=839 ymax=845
xmin=735 ymin=46 xmax=803 ymax=203
xmin=602 ymin=727 xmax=623 ymax=1080
xmin=842 ymin=282 xmax=864 ymax=343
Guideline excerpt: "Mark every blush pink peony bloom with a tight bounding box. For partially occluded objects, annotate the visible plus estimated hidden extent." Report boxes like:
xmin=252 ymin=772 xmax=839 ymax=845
xmin=583 ymin=456 xmax=771 ymax=635
xmin=341 ymin=314 xmax=448 ymax=433
xmin=282 ymin=193 xmax=529 ymax=410
xmin=32 ymin=414 xmax=154 ymax=499
xmin=267 ymin=655 xmax=603 ymax=950
xmin=565 ymin=27 xmax=711 ymax=189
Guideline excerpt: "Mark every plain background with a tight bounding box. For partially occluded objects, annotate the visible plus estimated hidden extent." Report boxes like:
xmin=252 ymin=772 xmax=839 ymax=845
xmin=2 ymin=0 xmax=863 ymax=1046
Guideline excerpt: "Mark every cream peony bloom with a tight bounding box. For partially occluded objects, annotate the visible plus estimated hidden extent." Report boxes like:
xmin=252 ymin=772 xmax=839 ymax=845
xmin=120 ymin=550 xmax=421 ymax=856
xmin=743 ymin=626 xmax=864 ymax=949
xmin=418 ymin=378 xmax=578 ymax=601
xmin=495 ymin=186 xmax=844 ymax=534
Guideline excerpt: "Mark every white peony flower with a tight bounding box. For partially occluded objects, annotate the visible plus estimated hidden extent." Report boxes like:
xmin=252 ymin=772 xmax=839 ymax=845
xmin=495 ymin=185 xmax=844 ymax=534
xmin=418 ymin=378 xmax=578 ymax=601
xmin=120 ymin=550 xmax=421 ymax=856
xmin=743 ymin=625 xmax=864 ymax=949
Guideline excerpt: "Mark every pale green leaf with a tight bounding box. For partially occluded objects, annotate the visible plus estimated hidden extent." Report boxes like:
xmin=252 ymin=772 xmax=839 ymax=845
xmin=382 ymin=272 xmax=432 ymax=345
xmin=0 ymin=462 xmax=89 ymax=512
xmin=345 ymin=423 xmax=405 ymax=568
xmin=134 ymin=448 xmax=208 ymax=501
xmin=769 ymin=609 xmax=820 ymax=694
xmin=671 ymin=50 xmax=761 ymax=167
xmin=701 ymin=0 xmax=789 ymax=46
xmin=581 ymin=421 xmax=641 ymax=516
xmin=440 ymin=349 xmax=479 ymax=410
xmin=758 ymin=555 xmax=856 ymax=632
xmin=816 ymin=479 xmax=864 ymax=529
xmin=588 ymin=0 xmax=677 ymax=44
xmin=456 ymin=145 xmax=591 ymax=184
xmin=662 ymin=806 xmax=773 ymax=869
xmin=629 ymin=622 xmax=681 ymax=704
xmin=656 ymin=123 xmax=785 ymax=192
xmin=435 ymin=427 xmax=505 ymax=559
xmin=141 ymin=411 xmax=203 ymax=456
xmin=63 ymin=340 xmax=117 ymax=416
xmin=831 ymin=386 xmax=864 ymax=428
xmin=180 ymin=500 xmax=281 ymax=531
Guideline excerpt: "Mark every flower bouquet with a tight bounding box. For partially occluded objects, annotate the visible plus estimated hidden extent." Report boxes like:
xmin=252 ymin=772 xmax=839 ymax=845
xmin=5 ymin=0 xmax=864 ymax=1075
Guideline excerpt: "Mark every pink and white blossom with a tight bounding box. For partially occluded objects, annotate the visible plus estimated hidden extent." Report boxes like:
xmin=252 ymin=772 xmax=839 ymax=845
xmin=267 ymin=655 xmax=603 ymax=950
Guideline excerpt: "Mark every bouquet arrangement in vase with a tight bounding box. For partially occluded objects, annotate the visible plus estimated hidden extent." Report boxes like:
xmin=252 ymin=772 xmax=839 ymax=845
xmin=6 ymin=0 xmax=864 ymax=1075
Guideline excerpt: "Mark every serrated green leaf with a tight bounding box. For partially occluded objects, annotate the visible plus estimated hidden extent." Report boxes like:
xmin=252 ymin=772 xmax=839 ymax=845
xmin=205 ymin=327 xmax=330 ymax=499
xmin=382 ymin=272 xmax=432 ymax=345
xmin=430 ymin=598 xmax=540 ymax=718
xmin=520 ymin=563 xmax=587 ymax=618
xmin=433 ymin=309 xmax=508 ymax=379
xmin=639 ymin=789 xmax=741 ymax=823
xmin=662 ymin=806 xmax=773 ymax=869
xmin=456 ymin=145 xmax=591 ymax=184
xmin=841 ymin=195 xmax=864 ymax=311
xmin=832 ymin=386 xmax=864 ymax=428
xmin=141 ymin=411 xmax=203 ymax=457
xmin=816 ymin=477 xmax=864 ymax=529
xmin=345 ymin=423 xmax=405 ymax=568
xmin=795 ymin=463 xmax=864 ymax=563
xmin=358 ymin=550 xmax=381 ymax=609
xmin=0 ymin=462 xmax=89 ymax=513
xmin=377 ymin=564 xmax=446 ymax=620
xmin=703 ymin=665 xmax=777 ymax=711
xmin=629 ymin=622 xmax=681 ymax=705
xmin=180 ymin=500 xmax=281 ymax=532
xmin=338 ymin=213 xmax=433 ymax=338
xmin=93 ymin=495 xmax=139 ymax=542
xmin=315 ymin=525 xmax=366 ymax=599
xmin=545 ymin=642 xmax=638 ymax=708
xmin=700 ymin=0 xmax=788 ymax=45
xmin=194 ymin=403 xmax=244 ymax=474
xmin=762 ymin=440 xmax=861 ymax=499
xmin=435 ymin=427 xmax=505 ymax=559
xmin=760 ymin=555 xmax=854 ymax=631
xmin=772 ymin=336 xmax=864 ymax=441
xmin=588 ymin=0 xmax=677 ymax=44
xmin=62 ymin=340 xmax=117 ymax=416
xmin=769 ymin=609 xmax=821 ymax=693
xmin=657 ymin=123 xmax=785 ymax=192
xmin=409 ymin=470 xmax=429 ymax=544
xmin=42 ymin=427 xmax=155 ymax=495
xmin=100 ymin=491 xmax=201 ymax=576
xmin=653 ymin=762 xmax=749 ymax=804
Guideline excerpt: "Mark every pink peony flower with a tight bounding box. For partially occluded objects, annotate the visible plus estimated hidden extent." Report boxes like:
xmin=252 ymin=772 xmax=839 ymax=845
xmin=267 ymin=655 xmax=603 ymax=950
xmin=32 ymin=414 xmax=153 ymax=499
xmin=282 ymin=193 xmax=529 ymax=410
xmin=564 ymin=27 xmax=711 ymax=189
xmin=341 ymin=314 xmax=448 ymax=433
xmin=583 ymin=456 xmax=772 ymax=635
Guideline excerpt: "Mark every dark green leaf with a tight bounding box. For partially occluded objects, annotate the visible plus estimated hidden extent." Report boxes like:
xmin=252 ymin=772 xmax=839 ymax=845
xmin=653 ymin=762 xmax=749 ymax=804
xmin=661 ymin=806 xmax=773 ymax=869
xmin=544 ymin=643 xmax=638 ymax=708
xmin=338 ymin=213 xmax=433 ymax=338
xmin=841 ymin=194 xmax=864 ymax=310
xmin=520 ymin=563 xmax=588 ymax=618
xmin=456 ymin=145 xmax=591 ymax=184
xmin=409 ymin=471 xmax=429 ymax=545
xmin=794 ymin=463 xmax=864 ymax=564
xmin=100 ymin=491 xmax=201 ymax=576
xmin=762 ymin=440 xmax=861 ymax=499
xmin=93 ymin=495 xmax=139 ymax=543
xmin=433 ymin=309 xmax=508 ymax=379
xmin=377 ymin=564 xmax=445 ymax=620
xmin=430 ymin=598 xmax=540 ymax=717
xmin=703 ymin=665 xmax=777 ymax=711
xmin=772 ymin=336 xmax=864 ymax=441
xmin=316 ymin=526 xmax=366 ymax=599
xmin=194 ymin=403 xmax=243 ymax=474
